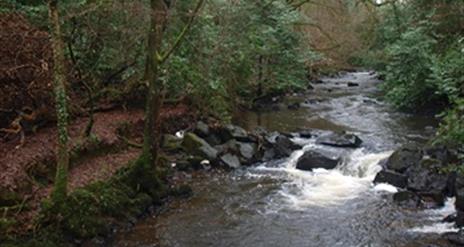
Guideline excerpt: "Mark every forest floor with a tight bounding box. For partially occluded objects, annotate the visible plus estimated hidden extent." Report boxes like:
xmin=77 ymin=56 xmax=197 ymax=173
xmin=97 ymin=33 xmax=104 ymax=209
xmin=0 ymin=104 xmax=196 ymax=235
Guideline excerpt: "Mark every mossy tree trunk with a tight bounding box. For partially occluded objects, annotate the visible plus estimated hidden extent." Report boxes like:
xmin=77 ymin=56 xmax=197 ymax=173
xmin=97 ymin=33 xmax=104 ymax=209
xmin=142 ymin=0 xmax=167 ymax=167
xmin=142 ymin=0 xmax=204 ymax=167
xmin=48 ymin=0 xmax=70 ymax=203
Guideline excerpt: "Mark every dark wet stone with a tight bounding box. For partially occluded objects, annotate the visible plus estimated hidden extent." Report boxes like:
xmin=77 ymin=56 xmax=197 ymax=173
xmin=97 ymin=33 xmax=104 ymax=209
xmin=220 ymin=153 xmax=241 ymax=169
xmin=194 ymin=121 xmax=210 ymax=138
xmin=374 ymin=170 xmax=408 ymax=188
xmin=287 ymin=102 xmax=300 ymax=110
xmin=385 ymin=144 xmax=422 ymax=173
xmin=307 ymin=84 xmax=315 ymax=90
xmin=418 ymin=191 xmax=446 ymax=208
xmin=393 ymin=191 xmax=421 ymax=208
xmin=456 ymin=211 xmax=464 ymax=228
xmin=443 ymin=213 xmax=457 ymax=223
xmin=445 ymin=230 xmax=464 ymax=245
xmin=296 ymin=150 xmax=340 ymax=171
xmin=274 ymin=135 xmax=301 ymax=158
xmin=347 ymin=82 xmax=359 ymax=87
xmin=298 ymin=130 xmax=313 ymax=138
xmin=262 ymin=148 xmax=276 ymax=161
xmin=205 ymin=133 xmax=223 ymax=146
xmin=316 ymin=132 xmax=362 ymax=148
xmin=406 ymin=159 xmax=448 ymax=193
xmin=455 ymin=175 xmax=464 ymax=211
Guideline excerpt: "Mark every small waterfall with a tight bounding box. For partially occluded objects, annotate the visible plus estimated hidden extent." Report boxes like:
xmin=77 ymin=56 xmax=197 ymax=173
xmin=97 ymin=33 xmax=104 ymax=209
xmin=254 ymin=144 xmax=394 ymax=208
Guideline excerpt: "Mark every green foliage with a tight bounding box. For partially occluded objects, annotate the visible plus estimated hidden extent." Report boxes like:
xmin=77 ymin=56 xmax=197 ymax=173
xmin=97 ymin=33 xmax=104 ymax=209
xmin=367 ymin=1 xmax=464 ymax=145
xmin=382 ymin=26 xmax=439 ymax=109
xmin=163 ymin=0 xmax=314 ymax=119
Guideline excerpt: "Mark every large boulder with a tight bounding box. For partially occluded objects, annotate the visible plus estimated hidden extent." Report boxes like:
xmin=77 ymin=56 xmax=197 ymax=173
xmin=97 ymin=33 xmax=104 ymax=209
xmin=220 ymin=154 xmax=241 ymax=169
xmin=406 ymin=159 xmax=448 ymax=193
xmin=182 ymin=133 xmax=218 ymax=161
xmin=373 ymin=170 xmax=408 ymax=188
xmin=384 ymin=144 xmax=422 ymax=173
xmin=316 ymin=132 xmax=362 ymax=148
xmin=274 ymin=135 xmax=302 ymax=158
xmin=296 ymin=150 xmax=340 ymax=171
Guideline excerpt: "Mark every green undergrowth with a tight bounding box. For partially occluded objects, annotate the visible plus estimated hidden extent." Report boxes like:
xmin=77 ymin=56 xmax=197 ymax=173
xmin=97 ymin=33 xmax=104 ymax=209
xmin=3 ymin=155 xmax=191 ymax=246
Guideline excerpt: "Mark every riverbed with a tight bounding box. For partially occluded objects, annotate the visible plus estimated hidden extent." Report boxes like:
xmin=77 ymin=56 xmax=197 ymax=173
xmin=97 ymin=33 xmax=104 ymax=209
xmin=113 ymin=72 xmax=458 ymax=247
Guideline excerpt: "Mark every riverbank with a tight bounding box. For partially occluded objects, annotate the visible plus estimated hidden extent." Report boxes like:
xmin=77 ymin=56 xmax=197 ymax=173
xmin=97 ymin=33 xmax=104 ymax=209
xmin=113 ymin=71 xmax=463 ymax=247
xmin=2 ymin=71 xmax=463 ymax=246
xmin=0 ymin=104 xmax=197 ymax=245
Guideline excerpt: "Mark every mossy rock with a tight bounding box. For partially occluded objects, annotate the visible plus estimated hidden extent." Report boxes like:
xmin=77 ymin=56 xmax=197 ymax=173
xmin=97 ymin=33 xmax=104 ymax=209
xmin=161 ymin=134 xmax=182 ymax=151
xmin=182 ymin=132 xmax=218 ymax=161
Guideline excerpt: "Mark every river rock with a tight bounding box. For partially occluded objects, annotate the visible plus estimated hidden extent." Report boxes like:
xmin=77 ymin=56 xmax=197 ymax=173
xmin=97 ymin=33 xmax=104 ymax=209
xmin=443 ymin=213 xmax=457 ymax=223
xmin=287 ymin=102 xmax=300 ymax=110
xmin=205 ymin=133 xmax=222 ymax=146
xmin=298 ymin=130 xmax=313 ymax=138
xmin=296 ymin=150 xmax=340 ymax=171
xmin=220 ymin=154 xmax=241 ymax=169
xmin=373 ymin=170 xmax=408 ymax=188
xmin=445 ymin=230 xmax=464 ymax=245
xmin=182 ymin=132 xmax=218 ymax=161
xmin=218 ymin=124 xmax=252 ymax=143
xmin=455 ymin=174 xmax=464 ymax=211
xmin=316 ymin=132 xmax=362 ymax=148
xmin=347 ymin=82 xmax=359 ymax=87
xmin=262 ymin=148 xmax=277 ymax=161
xmin=274 ymin=135 xmax=301 ymax=158
xmin=456 ymin=211 xmax=464 ymax=228
xmin=393 ymin=191 xmax=421 ymax=208
xmin=406 ymin=159 xmax=448 ymax=193
xmin=214 ymin=139 xmax=238 ymax=154
xmin=385 ymin=144 xmax=422 ymax=173
xmin=237 ymin=142 xmax=257 ymax=162
xmin=194 ymin=121 xmax=210 ymax=138
xmin=161 ymin=134 xmax=182 ymax=151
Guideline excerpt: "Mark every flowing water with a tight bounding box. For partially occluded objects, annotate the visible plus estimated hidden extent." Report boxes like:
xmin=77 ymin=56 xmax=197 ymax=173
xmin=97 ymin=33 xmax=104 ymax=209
xmin=113 ymin=72 xmax=459 ymax=247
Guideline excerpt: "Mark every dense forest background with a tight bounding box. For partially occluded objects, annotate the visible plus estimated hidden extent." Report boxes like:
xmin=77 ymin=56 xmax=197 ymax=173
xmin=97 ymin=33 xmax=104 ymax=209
xmin=0 ymin=0 xmax=463 ymax=245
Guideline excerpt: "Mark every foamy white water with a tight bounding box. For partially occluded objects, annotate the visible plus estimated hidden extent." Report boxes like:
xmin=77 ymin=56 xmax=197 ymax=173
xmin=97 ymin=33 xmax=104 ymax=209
xmin=254 ymin=143 xmax=394 ymax=208
xmin=410 ymin=198 xmax=459 ymax=234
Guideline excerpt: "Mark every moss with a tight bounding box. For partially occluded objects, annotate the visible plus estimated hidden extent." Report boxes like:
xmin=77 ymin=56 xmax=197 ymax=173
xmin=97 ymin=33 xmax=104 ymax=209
xmin=32 ymin=155 xmax=167 ymax=245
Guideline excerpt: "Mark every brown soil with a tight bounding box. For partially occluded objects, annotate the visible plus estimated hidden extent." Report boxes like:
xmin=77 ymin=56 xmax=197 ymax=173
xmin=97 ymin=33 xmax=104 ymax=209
xmin=0 ymin=103 xmax=196 ymax=234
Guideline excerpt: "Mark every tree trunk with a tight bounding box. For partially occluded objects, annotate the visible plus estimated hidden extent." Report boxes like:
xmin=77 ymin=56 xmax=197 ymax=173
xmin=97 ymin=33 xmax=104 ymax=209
xmin=48 ymin=0 xmax=70 ymax=202
xmin=142 ymin=0 xmax=203 ymax=167
xmin=142 ymin=0 xmax=167 ymax=167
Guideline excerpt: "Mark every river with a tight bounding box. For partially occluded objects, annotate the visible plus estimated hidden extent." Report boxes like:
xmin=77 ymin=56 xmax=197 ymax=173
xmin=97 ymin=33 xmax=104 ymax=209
xmin=113 ymin=72 xmax=458 ymax=247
